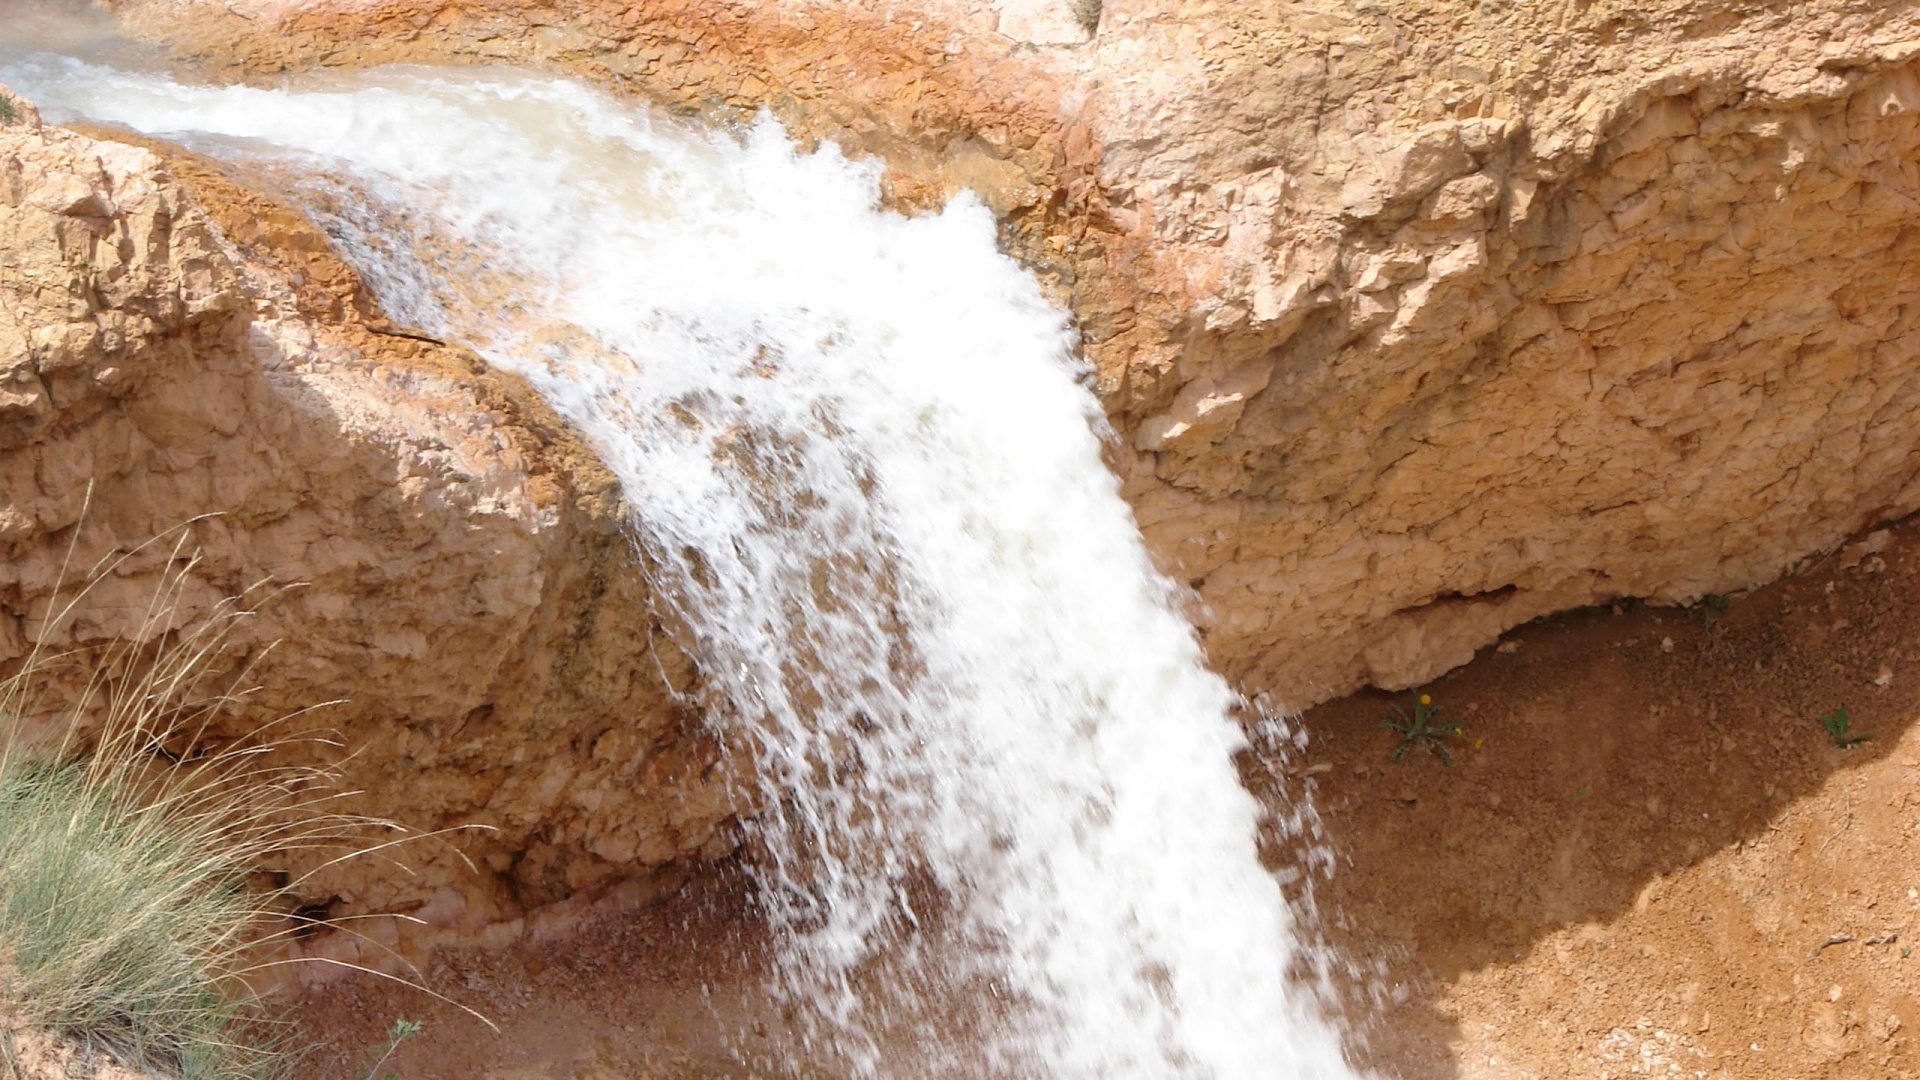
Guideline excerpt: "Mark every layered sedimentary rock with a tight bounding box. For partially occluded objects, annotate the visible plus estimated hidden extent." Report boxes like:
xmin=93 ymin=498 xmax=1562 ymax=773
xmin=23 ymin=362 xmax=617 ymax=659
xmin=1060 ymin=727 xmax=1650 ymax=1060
xmin=0 ymin=85 xmax=737 ymax=960
xmin=102 ymin=0 xmax=1920 ymax=709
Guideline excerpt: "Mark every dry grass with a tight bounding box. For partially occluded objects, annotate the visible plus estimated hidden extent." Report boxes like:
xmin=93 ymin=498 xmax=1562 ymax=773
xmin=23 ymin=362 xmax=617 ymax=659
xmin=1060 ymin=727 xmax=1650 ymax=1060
xmin=0 ymin=526 xmax=468 ymax=1078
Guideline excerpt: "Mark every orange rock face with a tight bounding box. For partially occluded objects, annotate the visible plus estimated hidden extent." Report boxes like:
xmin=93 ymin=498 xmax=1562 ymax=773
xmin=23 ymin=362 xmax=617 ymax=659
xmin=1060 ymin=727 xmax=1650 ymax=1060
xmin=102 ymin=0 xmax=1920 ymax=712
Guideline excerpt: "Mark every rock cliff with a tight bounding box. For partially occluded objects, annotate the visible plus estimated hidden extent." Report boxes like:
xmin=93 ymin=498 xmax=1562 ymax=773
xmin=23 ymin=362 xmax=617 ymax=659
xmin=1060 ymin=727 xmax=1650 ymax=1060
xmin=0 ymin=86 xmax=738 ymax=964
xmin=1087 ymin=1 xmax=1920 ymax=703
xmin=101 ymin=0 xmax=1920 ymax=707
xmin=10 ymin=0 xmax=1920 ymax=949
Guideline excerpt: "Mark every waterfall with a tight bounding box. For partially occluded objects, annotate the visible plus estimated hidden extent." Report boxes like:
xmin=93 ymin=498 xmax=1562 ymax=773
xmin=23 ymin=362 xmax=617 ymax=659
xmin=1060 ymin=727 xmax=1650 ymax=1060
xmin=0 ymin=53 xmax=1360 ymax=1079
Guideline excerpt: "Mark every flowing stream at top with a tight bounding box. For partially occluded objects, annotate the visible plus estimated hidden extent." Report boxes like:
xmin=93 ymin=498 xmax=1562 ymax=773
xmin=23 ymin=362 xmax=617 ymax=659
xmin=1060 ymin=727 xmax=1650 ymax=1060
xmin=1 ymin=51 xmax=1360 ymax=1079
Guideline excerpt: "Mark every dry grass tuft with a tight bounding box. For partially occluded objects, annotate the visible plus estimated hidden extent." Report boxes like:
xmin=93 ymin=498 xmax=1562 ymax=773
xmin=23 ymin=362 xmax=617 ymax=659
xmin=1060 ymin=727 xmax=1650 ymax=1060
xmin=0 ymin=522 xmax=484 ymax=1078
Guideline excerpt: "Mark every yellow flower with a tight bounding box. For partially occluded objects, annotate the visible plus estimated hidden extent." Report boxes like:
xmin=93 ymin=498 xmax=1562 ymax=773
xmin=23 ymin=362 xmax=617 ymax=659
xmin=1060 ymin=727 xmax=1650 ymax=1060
xmin=1418 ymin=693 xmax=1432 ymax=706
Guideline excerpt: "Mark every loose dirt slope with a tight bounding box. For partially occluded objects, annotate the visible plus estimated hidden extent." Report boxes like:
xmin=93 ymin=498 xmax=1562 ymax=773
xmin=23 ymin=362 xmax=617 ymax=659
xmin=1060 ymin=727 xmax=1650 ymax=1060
xmin=1287 ymin=517 xmax=1920 ymax=1079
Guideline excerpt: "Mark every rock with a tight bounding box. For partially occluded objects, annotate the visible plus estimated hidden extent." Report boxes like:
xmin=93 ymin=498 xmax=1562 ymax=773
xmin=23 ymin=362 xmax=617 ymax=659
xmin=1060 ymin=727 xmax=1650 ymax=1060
xmin=101 ymin=0 xmax=1920 ymax=717
xmin=0 ymin=1013 xmax=168 ymax=1080
xmin=0 ymin=82 xmax=44 ymax=129
xmin=995 ymin=0 xmax=1095 ymax=45
xmin=0 ymin=109 xmax=742 ymax=966
xmin=1085 ymin=4 xmax=1920 ymax=707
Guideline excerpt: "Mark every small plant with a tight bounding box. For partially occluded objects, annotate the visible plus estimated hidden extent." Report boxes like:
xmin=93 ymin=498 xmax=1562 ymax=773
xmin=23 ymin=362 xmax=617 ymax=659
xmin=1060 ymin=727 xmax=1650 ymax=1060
xmin=0 ymin=96 xmax=16 ymax=126
xmin=0 ymin=553 xmax=325 ymax=1078
xmin=1819 ymin=707 xmax=1871 ymax=749
xmin=362 ymin=1018 xmax=423 ymax=1080
xmin=1690 ymin=593 xmax=1731 ymax=626
xmin=1381 ymin=692 xmax=1463 ymax=765
xmin=0 ymin=525 xmax=486 ymax=1078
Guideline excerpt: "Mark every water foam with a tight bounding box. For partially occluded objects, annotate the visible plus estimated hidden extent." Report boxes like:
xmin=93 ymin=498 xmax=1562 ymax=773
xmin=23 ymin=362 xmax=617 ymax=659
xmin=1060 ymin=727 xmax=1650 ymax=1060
xmin=0 ymin=53 xmax=1361 ymax=1078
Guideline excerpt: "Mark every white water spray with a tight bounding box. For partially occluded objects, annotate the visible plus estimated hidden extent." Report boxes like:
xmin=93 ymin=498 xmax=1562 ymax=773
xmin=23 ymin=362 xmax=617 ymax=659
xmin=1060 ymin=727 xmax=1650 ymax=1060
xmin=1 ymin=53 xmax=1360 ymax=1079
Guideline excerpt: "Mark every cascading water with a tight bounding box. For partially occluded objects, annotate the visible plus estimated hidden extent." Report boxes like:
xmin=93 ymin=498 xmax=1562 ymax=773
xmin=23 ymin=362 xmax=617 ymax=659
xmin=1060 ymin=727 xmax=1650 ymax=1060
xmin=1 ymin=50 xmax=1363 ymax=1079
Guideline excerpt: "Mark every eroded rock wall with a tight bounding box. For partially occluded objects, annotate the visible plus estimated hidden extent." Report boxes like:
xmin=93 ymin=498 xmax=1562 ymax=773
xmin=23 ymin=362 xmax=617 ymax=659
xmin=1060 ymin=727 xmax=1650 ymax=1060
xmin=0 ymin=88 xmax=739 ymax=966
xmin=1091 ymin=2 xmax=1920 ymax=703
xmin=98 ymin=0 xmax=1920 ymax=711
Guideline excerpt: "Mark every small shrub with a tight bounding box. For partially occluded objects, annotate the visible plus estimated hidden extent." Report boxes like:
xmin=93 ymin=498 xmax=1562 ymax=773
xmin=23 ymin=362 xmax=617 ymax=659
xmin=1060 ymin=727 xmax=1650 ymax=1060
xmin=0 ymin=760 xmax=276 ymax=1076
xmin=362 ymin=1017 xmax=422 ymax=1080
xmin=0 ymin=556 xmax=336 ymax=1077
xmin=1818 ymin=707 xmax=1870 ymax=749
xmin=0 ymin=97 xmax=16 ymax=127
xmin=1381 ymin=691 xmax=1463 ymax=765
xmin=0 ymin=536 xmax=461 ymax=1077
xmin=1690 ymin=593 xmax=1731 ymax=626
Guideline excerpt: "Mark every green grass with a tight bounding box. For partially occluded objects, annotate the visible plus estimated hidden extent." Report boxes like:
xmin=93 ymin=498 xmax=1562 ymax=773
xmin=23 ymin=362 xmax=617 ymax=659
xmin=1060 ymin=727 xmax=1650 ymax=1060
xmin=0 ymin=758 xmax=284 ymax=1078
xmin=0 ymin=538 xmax=413 ymax=1078
xmin=0 ymin=511 xmax=495 ymax=1077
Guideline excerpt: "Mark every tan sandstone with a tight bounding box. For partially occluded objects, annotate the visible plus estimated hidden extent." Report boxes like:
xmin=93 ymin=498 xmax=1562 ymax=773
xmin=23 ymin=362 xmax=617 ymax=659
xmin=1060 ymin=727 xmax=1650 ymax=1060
xmin=98 ymin=0 xmax=1920 ymax=711
xmin=0 ymin=85 xmax=741 ymax=968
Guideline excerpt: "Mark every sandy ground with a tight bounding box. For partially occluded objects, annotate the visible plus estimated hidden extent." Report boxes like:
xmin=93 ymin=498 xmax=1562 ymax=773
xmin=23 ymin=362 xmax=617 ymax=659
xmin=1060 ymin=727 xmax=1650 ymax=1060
xmin=284 ymin=516 xmax=1920 ymax=1078
xmin=1289 ymin=516 xmax=1920 ymax=1080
